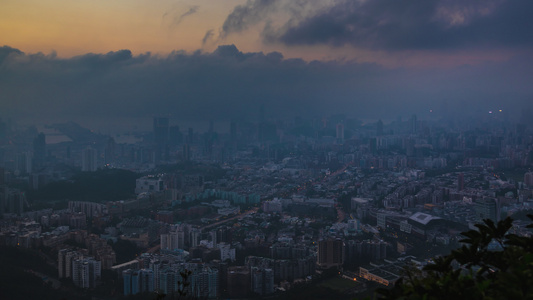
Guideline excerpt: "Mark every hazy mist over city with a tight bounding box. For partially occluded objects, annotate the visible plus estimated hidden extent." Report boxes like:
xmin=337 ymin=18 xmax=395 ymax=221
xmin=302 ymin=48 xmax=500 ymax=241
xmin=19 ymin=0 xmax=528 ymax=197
xmin=1 ymin=0 xmax=532 ymax=131
xmin=1 ymin=1 xmax=533 ymax=299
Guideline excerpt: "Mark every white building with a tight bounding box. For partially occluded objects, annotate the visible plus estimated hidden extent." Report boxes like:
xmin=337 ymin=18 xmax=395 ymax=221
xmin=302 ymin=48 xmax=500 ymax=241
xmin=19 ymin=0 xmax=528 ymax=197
xmin=135 ymin=176 xmax=165 ymax=195
xmin=161 ymin=231 xmax=185 ymax=251
xmin=218 ymin=206 xmax=240 ymax=216
xmin=190 ymin=267 xmax=218 ymax=299
xmin=262 ymin=199 xmax=282 ymax=213
xmin=218 ymin=243 xmax=236 ymax=262
xmin=72 ymin=257 xmax=101 ymax=288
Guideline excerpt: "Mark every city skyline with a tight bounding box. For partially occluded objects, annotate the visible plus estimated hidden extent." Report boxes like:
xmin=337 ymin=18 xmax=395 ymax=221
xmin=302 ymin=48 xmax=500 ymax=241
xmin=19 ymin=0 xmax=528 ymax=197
xmin=2 ymin=2 xmax=533 ymax=297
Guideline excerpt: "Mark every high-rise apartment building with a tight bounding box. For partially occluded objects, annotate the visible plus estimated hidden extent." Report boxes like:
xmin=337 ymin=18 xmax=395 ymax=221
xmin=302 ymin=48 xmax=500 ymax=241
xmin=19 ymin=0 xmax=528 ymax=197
xmin=251 ymin=267 xmax=274 ymax=296
xmin=190 ymin=267 xmax=219 ymax=299
xmin=72 ymin=257 xmax=101 ymax=288
xmin=140 ymin=269 xmax=154 ymax=293
xmin=475 ymin=197 xmax=500 ymax=222
xmin=524 ymin=172 xmax=533 ymax=187
xmin=227 ymin=266 xmax=250 ymax=298
xmin=123 ymin=268 xmax=155 ymax=296
xmin=317 ymin=238 xmax=345 ymax=269
xmin=159 ymin=268 xmax=177 ymax=295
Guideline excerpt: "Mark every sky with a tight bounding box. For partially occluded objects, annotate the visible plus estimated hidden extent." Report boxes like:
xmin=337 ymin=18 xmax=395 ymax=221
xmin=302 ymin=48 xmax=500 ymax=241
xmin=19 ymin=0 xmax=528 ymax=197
xmin=1 ymin=0 xmax=533 ymax=131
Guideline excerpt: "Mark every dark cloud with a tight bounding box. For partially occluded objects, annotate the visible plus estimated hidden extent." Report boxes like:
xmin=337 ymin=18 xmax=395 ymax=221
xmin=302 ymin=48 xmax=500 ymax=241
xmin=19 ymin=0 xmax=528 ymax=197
xmin=0 ymin=45 xmax=23 ymax=65
xmin=72 ymin=50 xmax=133 ymax=66
xmin=0 ymin=45 xmax=531 ymax=129
xmin=202 ymin=29 xmax=214 ymax=46
xmin=257 ymin=0 xmax=533 ymax=50
xmin=220 ymin=0 xmax=278 ymax=38
xmin=163 ymin=5 xmax=199 ymax=27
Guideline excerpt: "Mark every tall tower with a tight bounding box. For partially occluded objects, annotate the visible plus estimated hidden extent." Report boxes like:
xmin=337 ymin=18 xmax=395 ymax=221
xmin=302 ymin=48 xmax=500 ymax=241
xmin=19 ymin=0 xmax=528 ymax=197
xmin=153 ymin=117 xmax=169 ymax=161
xmin=82 ymin=147 xmax=98 ymax=172
xmin=376 ymin=119 xmax=384 ymax=136
xmin=457 ymin=173 xmax=465 ymax=191
xmin=33 ymin=132 xmax=46 ymax=171
xmin=410 ymin=115 xmax=418 ymax=134
xmin=336 ymin=123 xmax=344 ymax=144
xmin=104 ymin=137 xmax=116 ymax=165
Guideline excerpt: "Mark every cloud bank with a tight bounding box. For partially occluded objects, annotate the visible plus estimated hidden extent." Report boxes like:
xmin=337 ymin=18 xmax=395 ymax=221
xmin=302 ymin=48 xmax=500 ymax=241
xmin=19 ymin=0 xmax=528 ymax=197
xmin=220 ymin=0 xmax=533 ymax=51
xmin=0 ymin=44 xmax=531 ymax=129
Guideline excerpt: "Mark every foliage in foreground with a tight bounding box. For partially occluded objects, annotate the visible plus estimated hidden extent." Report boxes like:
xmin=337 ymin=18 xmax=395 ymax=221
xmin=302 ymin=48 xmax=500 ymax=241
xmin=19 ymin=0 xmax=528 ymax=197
xmin=378 ymin=215 xmax=533 ymax=300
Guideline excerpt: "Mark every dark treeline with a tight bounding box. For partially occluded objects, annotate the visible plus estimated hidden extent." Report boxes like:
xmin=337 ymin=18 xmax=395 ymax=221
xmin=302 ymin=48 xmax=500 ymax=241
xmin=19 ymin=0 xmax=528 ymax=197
xmin=27 ymin=169 xmax=139 ymax=202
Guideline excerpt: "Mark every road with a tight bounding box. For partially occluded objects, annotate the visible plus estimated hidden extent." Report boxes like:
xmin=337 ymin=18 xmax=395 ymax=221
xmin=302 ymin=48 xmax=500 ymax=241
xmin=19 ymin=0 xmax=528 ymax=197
xmin=146 ymin=244 xmax=161 ymax=253
xmin=200 ymin=206 xmax=259 ymax=231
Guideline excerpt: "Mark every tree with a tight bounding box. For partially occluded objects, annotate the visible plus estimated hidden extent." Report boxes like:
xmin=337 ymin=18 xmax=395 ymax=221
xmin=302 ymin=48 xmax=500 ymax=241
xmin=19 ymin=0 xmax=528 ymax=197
xmin=378 ymin=215 xmax=533 ymax=299
xmin=109 ymin=239 xmax=139 ymax=264
xmin=154 ymin=269 xmax=192 ymax=300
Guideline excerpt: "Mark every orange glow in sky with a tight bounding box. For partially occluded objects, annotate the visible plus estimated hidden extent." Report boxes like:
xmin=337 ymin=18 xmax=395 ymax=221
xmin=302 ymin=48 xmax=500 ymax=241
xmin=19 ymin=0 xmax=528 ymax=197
xmin=0 ymin=0 xmax=243 ymax=57
xmin=0 ymin=0 xmax=524 ymax=67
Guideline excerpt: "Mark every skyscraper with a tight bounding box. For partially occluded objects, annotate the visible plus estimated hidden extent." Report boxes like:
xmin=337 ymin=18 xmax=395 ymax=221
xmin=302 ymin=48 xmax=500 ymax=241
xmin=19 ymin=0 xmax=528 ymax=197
xmin=104 ymin=137 xmax=116 ymax=165
xmin=376 ymin=119 xmax=384 ymax=136
xmin=153 ymin=117 xmax=169 ymax=161
xmin=82 ymin=147 xmax=98 ymax=172
xmin=410 ymin=115 xmax=418 ymax=134
xmin=182 ymin=144 xmax=191 ymax=161
xmin=336 ymin=123 xmax=344 ymax=144
xmin=32 ymin=132 xmax=46 ymax=171
xmin=169 ymin=125 xmax=183 ymax=145
xmin=457 ymin=173 xmax=465 ymax=191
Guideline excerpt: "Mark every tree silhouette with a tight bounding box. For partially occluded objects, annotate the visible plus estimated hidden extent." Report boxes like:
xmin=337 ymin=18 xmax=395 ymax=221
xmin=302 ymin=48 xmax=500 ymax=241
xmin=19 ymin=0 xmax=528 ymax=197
xmin=378 ymin=215 xmax=533 ymax=299
xmin=154 ymin=269 xmax=192 ymax=300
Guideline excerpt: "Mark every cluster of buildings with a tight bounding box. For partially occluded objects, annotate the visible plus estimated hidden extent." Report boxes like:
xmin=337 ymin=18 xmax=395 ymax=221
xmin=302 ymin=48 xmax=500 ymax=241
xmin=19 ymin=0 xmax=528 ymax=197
xmin=121 ymin=261 xmax=219 ymax=299
xmin=58 ymin=249 xmax=102 ymax=288
xmin=1 ymin=114 xmax=533 ymax=296
xmin=115 ymin=254 xmax=241 ymax=298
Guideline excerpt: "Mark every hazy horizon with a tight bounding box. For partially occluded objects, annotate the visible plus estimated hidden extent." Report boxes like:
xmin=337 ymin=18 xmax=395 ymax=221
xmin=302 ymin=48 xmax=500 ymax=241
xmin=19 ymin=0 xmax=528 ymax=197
xmin=1 ymin=0 xmax=532 ymax=132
